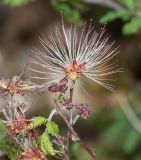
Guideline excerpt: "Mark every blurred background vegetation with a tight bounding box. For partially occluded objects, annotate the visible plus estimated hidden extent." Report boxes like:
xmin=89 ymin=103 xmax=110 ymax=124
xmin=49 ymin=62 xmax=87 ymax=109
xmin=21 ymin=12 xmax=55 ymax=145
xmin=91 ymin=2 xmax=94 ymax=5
xmin=0 ymin=0 xmax=141 ymax=160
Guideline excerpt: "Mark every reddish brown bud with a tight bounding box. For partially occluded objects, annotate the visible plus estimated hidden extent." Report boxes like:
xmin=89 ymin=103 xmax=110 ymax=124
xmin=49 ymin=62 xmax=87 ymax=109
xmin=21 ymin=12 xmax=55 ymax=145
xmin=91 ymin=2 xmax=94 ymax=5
xmin=48 ymin=78 xmax=68 ymax=93
xmin=76 ymin=104 xmax=90 ymax=119
xmin=18 ymin=147 xmax=48 ymax=160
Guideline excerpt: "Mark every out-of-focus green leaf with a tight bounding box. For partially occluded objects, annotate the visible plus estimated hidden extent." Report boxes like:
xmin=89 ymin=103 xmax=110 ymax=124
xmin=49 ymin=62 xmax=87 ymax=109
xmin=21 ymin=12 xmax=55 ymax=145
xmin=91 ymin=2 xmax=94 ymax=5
xmin=122 ymin=129 xmax=140 ymax=153
xmin=47 ymin=121 xmax=59 ymax=137
xmin=40 ymin=132 xmax=55 ymax=155
xmin=106 ymin=121 xmax=125 ymax=140
xmin=133 ymin=154 xmax=141 ymax=160
xmin=122 ymin=17 xmax=141 ymax=35
xmin=55 ymin=93 xmax=65 ymax=103
xmin=0 ymin=123 xmax=16 ymax=160
xmin=52 ymin=0 xmax=84 ymax=25
xmin=70 ymin=142 xmax=79 ymax=160
xmin=106 ymin=109 xmax=141 ymax=154
xmin=100 ymin=10 xmax=131 ymax=23
xmin=3 ymin=0 xmax=29 ymax=7
xmin=118 ymin=0 xmax=135 ymax=10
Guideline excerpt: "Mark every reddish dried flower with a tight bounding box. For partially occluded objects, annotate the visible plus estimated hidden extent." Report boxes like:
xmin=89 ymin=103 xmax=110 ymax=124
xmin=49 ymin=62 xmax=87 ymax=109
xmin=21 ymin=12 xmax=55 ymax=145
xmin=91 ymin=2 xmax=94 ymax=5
xmin=48 ymin=78 xmax=68 ymax=93
xmin=18 ymin=147 xmax=48 ymax=160
xmin=64 ymin=60 xmax=85 ymax=81
xmin=10 ymin=107 xmax=29 ymax=134
xmin=76 ymin=104 xmax=90 ymax=119
xmin=0 ymin=76 xmax=36 ymax=120
xmin=0 ymin=76 xmax=35 ymax=95
xmin=11 ymin=118 xmax=29 ymax=134
xmin=29 ymin=130 xmax=39 ymax=141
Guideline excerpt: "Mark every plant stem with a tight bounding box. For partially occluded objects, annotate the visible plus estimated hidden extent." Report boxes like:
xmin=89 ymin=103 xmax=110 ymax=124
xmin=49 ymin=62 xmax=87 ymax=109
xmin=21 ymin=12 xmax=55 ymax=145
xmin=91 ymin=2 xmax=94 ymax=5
xmin=65 ymin=86 xmax=74 ymax=160
xmin=54 ymin=99 xmax=97 ymax=160
xmin=48 ymin=109 xmax=57 ymax=121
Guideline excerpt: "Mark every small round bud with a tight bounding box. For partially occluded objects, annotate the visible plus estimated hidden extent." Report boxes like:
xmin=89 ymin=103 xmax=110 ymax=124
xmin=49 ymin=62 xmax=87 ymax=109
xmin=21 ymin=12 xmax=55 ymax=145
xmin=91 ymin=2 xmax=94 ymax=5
xmin=76 ymin=104 xmax=90 ymax=119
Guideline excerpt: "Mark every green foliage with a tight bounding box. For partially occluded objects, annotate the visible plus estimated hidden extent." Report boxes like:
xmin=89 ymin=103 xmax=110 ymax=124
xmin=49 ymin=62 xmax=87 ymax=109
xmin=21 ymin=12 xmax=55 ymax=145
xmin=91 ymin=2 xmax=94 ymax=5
xmin=100 ymin=0 xmax=141 ymax=35
xmin=2 ymin=0 xmax=31 ymax=7
xmin=0 ymin=123 xmax=16 ymax=160
xmin=52 ymin=0 xmax=141 ymax=35
xmin=70 ymin=142 xmax=79 ymax=160
xmin=55 ymin=93 xmax=65 ymax=103
xmin=3 ymin=0 xmax=141 ymax=35
xmin=52 ymin=0 xmax=86 ymax=25
xmin=100 ymin=8 xmax=141 ymax=35
xmin=40 ymin=132 xmax=55 ymax=156
xmin=123 ymin=129 xmax=140 ymax=153
xmin=106 ymin=109 xmax=140 ymax=153
xmin=100 ymin=10 xmax=131 ymax=23
xmin=30 ymin=117 xmax=60 ymax=156
xmin=30 ymin=116 xmax=47 ymax=129
xmin=69 ymin=142 xmax=91 ymax=160
xmin=118 ymin=0 xmax=135 ymax=10
xmin=122 ymin=17 xmax=141 ymax=35
xmin=47 ymin=121 xmax=59 ymax=137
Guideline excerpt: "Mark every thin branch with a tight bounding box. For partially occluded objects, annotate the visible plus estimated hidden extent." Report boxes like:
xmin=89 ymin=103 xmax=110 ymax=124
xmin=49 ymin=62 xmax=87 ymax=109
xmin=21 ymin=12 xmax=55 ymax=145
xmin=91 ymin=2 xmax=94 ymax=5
xmin=70 ymin=88 xmax=73 ymax=103
xmin=48 ymin=109 xmax=57 ymax=121
xmin=54 ymin=99 xmax=97 ymax=160
xmin=17 ymin=61 xmax=29 ymax=82
xmin=83 ymin=0 xmax=123 ymax=10
xmin=64 ymin=84 xmax=74 ymax=159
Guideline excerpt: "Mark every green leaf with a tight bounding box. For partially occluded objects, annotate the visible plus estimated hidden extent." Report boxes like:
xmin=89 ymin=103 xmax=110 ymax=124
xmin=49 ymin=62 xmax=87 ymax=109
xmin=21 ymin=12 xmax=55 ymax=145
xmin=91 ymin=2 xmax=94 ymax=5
xmin=47 ymin=121 xmax=59 ymax=137
xmin=70 ymin=142 xmax=79 ymax=160
xmin=106 ymin=121 xmax=126 ymax=140
xmin=118 ymin=0 xmax=135 ymax=10
xmin=52 ymin=0 xmax=83 ymax=25
xmin=0 ymin=123 xmax=16 ymax=160
xmin=3 ymin=0 xmax=29 ymax=7
xmin=100 ymin=10 xmax=131 ymax=23
xmin=122 ymin=17 xmax=141 ymax=35
xmin=40 ymin=132 xmax=55 ymax=155
xmin=55 ymin=93 xmax=65 ymax=103
xmin=30 ymin=116 xmax=47 ymax=129
xmin=102 ymin=10 xmax=131 ymax=22
xmin=122 ymin=130 xmax=140 ymax=153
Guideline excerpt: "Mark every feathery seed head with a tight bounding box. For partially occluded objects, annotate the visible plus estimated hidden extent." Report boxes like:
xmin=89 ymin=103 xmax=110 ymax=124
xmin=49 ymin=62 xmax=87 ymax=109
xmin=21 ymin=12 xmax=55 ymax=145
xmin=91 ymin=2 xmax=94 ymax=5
xmin=28 ymin=20 xmax=121 ymax=92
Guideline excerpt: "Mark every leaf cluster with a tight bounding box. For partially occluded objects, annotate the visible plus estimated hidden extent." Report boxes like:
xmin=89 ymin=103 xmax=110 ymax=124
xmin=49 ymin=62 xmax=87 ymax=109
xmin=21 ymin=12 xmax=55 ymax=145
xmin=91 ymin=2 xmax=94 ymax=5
xmin=29 ymin=116 xmax=60 ymax=157
xmin=2 ymin=0 xmax=33 ymax=7
xmin=100 ymin=0 xmax=141 ymax=35
xmin=51 ymin=0 xmax=88 ymax=25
